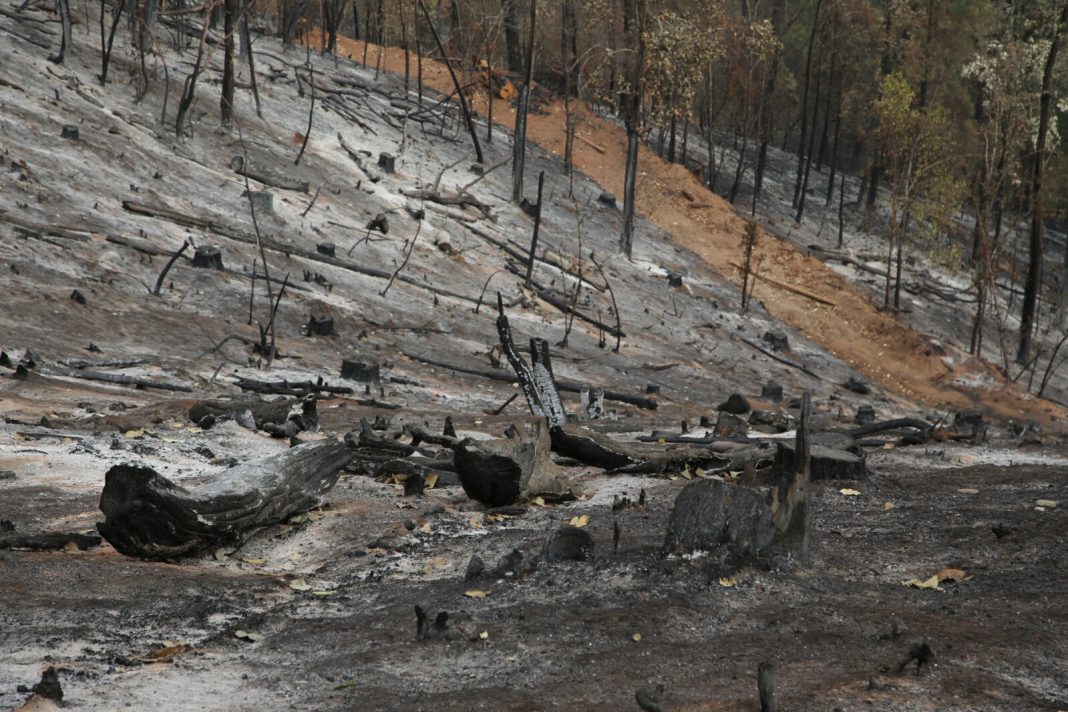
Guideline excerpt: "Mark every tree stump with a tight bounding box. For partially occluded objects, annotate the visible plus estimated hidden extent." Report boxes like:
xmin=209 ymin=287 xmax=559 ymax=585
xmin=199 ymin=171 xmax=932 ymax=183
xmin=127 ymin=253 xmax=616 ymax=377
xmin=341 ymin=358 xmax=380 ymax=383
xmin=191 ymin=245 xmax=224 ymax=269
xmin=715 ymin=411 xmax=748 ymax=436
xmin=97 ymin=439 xmax=353 ymax=559
xmin=366 ymin=213 xmax=389 ymax=234
xmin=316 ymin=242 xmax=336 ymax=257
xmin=543 ymin=525 xmax=594 ymax=562
xmin=597 ymin=192 xmax=617 ymax=208
xmin=453 ymin=420 xmax=574 ymax=507
xmin=306 ymin=314 xmax=335 ymax=336
xmin=761 ymin=380 xmax=784 ymax=402
xmin=377 ymin=152 xmax=396 ymax=173
xmin=855 ymin=405 xmax=876 ymax=425
xmin=774 ymin=442 xmax=865 ymax=481
xmin=763 ymin=330 xmax=789 ymax=352
xmin=718 ymin=393 xmax=752 ymax=415
xmin=663 ymin=394 xmax=813 ymax=564
xmin=61 ymin=125 xmax=79 ymax=140
xmin=243 ymin=190 xmax=274 ymax=214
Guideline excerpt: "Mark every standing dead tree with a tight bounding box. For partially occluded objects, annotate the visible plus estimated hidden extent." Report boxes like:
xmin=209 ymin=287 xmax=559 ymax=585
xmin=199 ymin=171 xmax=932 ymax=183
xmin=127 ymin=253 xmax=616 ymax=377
xmin=511 ymin=0 xmax=537 ymax=202
xmin=416 ymin=0 xmax=483 ymax=163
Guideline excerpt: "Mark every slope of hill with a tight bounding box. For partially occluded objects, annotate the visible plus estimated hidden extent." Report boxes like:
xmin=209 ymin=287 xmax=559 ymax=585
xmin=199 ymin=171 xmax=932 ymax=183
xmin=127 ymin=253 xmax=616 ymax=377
xmin=3 ymin=11 xmax=1068 ymax=712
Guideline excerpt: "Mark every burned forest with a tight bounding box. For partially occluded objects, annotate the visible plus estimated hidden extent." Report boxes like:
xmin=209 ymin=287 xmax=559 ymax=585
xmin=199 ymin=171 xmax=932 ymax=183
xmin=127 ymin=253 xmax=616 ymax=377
xmin=2 ymin=1 xmax=1068 ymax=711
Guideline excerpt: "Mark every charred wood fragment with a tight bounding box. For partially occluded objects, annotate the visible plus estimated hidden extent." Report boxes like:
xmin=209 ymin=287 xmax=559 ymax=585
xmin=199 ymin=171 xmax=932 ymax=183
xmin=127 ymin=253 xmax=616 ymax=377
xmin=0 ymin=531 xmax=101 ymax=551
xmin=97 ymin=439 xmax=352 ymax=559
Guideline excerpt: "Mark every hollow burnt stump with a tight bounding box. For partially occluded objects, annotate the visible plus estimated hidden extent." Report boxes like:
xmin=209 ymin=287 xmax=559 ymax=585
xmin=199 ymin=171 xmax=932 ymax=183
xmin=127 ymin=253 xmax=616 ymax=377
xmin=191 ymin=245 xmax=224 ymax=270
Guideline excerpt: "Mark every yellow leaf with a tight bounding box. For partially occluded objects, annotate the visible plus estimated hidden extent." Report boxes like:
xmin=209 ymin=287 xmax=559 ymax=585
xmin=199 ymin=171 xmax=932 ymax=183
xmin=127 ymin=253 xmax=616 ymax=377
xmin=464 ymin=590 xmax=488 ymax=598
xmin=312 ymin=590 xmax=337 ymax=597
xmin=883 ymin=501 xmax=895 ymax=510
xmin=1036 ymin=499 xmax=1058 ymax=508
xmin=420 ymin=522 xmax=432 ymax=533
xmin=718 ymin=576 xmax=738 ymax=587
xmin=632 ymin=633 xmax=642 ymax=642
xmin=882 ymin=442 xmax=895 ymax=449
xmin=957 ymin=488 xmax=979 ymax=494
xmin=530 ymin=496 xmax=545 ymax=507
xmin=479 ymin=631 xmax=489 ymax=640
xmin=241 ymin=557 xmax=266 ymax=565
xmin=214 ymin=548 xmax=229 ymax=561
xmin=123 ymin=429 xmax=145 ymax=438
xmin=142 ymin=642 xmax=191 ymax=662
xmin=234 ymin=630 xmax=264 ymax=642
xmin=569 ymin=514 xmax=590 ymax=528
xmin=468 ymin=515 xmax=483 ymax=528
xmin=902 ymin=575 xmax=942 ymax=591
xmin=936 ymin=568 xmax=966 ymax=583
xmin=839 ymin=488 xmax=862 ymax=496
xmin=63 ymin=540 xmax=82 ymax=554
xmin=425 ymin=473 xmax=438 ymax=489
xmin=289 ymin=578 xmax=312 ymax=591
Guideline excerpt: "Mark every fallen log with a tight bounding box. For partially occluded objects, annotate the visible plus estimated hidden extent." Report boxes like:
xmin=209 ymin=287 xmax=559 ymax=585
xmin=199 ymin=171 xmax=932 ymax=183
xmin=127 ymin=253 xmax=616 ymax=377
xmin=97 ymin=439 xmax=353 ymax=559
xmin=551 ymin=424 xmax=776 ymax=474
xmin=189 ymin=394 xmax=318 ymax=435
xmin=44 ymin=365 xmax=192 ymax=392
xmin=234 ymin=376 xmax=354 ymax=396
xmin=230 ymin=155 xmax=309 ymax=192
xmin=402 ymin=351 xmax=656 ymax=410
xmin=0 ymin=532 xmax=101 ymax=551
xmin=848 ymin=418 xmax=932 ymax=439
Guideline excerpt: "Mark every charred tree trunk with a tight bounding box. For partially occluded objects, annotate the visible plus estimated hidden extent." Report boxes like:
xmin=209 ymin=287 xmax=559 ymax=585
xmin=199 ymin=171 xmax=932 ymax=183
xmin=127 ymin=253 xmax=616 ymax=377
xmin=98 ymin=439 xmax=353 ymax=559
xmin=220 ymin=0 xmax=237 ymax=127
xmin=511 ymin=0 xmax=537 ymax=201
xmin=502 ymin=0 xmax=522 ymax=74
xmin=1019 ymin=5 xmax=1067 ymax=365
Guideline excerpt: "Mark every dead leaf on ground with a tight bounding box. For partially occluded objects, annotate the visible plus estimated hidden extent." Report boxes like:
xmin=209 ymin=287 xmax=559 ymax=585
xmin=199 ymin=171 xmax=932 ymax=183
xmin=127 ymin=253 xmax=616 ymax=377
xmin=632 ymin=632 xmax=642 ymax=642
xmin=425 ymin=473 xmax=438 ymax=489
xmin=312 ymin=590 xmax=337 ymax=597
xmin=1036 ymin=499 xmax=1058 ymax=508
xmin=234 ymin=630 xmax=264 ymax=642
xmin=569 ymin=514 xmax=590 ymax=527
xmin=883 ymin=501 xmax=895 ymax=510
xmin=902 ymin=575 xmax=942 ymax=591
xmin=123 ymin=429 xmax=145 ymax=438
xmin=289 ymin=578 xmax=312 ymax=591
xmin=529 ymin=496 xmax=546 ymax=507
xmin=839 ymin=488 xmax=862 ymax=496
xmin=718 ymin=576 xmax=738 ymax=587
xmin=241 ymin=557 xmax=265 ymax=565
xmin=958 ymin=488 xmax=979 ymax=494
xmin=62 ymin=540 xmax=82 ymax=553
xmin=936 ymin=568 xmax=966 ymax=583
xmin=464 ymin=589 xmax=489 ymax=598
xmin=142 ymin=641 xmax=192 ymax=662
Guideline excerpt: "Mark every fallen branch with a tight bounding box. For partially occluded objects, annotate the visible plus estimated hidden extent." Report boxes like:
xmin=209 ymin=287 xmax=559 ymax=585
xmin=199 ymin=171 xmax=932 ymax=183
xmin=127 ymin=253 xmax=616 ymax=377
xmin=730 ymin=262 xmax=837 ymax=307
xmin=153 ymin=239 xmax=190 ymax=295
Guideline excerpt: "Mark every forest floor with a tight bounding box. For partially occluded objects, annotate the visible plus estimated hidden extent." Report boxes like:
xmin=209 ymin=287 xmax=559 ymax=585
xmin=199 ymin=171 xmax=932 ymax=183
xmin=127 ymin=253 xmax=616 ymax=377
xmin=1 ymin=13 xmax=1067 ymax=712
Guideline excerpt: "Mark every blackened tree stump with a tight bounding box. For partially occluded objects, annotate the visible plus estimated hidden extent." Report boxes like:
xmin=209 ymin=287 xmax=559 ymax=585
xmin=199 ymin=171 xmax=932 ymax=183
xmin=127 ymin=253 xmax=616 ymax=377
xmin=97 ymin=439 xmax=353 ymax=559
xmin=663 ymin=394 xmax=813 ymax=565
xmin=192 ymin=245 xmax=224 ymax=269
xmin=341 ymin=358 xmax=380 ymax=383
xmin=453 ymin=420 xmax=574 ymax=507
xmin=306 ymin=314 xmax=335 ymax=336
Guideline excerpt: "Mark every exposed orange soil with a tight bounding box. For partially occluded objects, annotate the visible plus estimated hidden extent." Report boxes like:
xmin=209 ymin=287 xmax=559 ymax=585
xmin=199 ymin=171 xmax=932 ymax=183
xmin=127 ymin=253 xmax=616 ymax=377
xmin=314 ymin=33 xmax=1064 ymax=426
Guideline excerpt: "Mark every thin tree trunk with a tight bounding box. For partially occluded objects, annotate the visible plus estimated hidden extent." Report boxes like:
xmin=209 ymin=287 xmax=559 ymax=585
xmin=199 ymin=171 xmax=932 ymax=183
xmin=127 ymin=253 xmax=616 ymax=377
xmin=1019 ymin=5 xmax=1067 ymax=365
xmin=221 ymin=0 xmax=237 ymax=127
xmin=792 ymin=0 xmax=823 ymax=208
xmin=511 ymin=0 xmax=537 ymax=201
